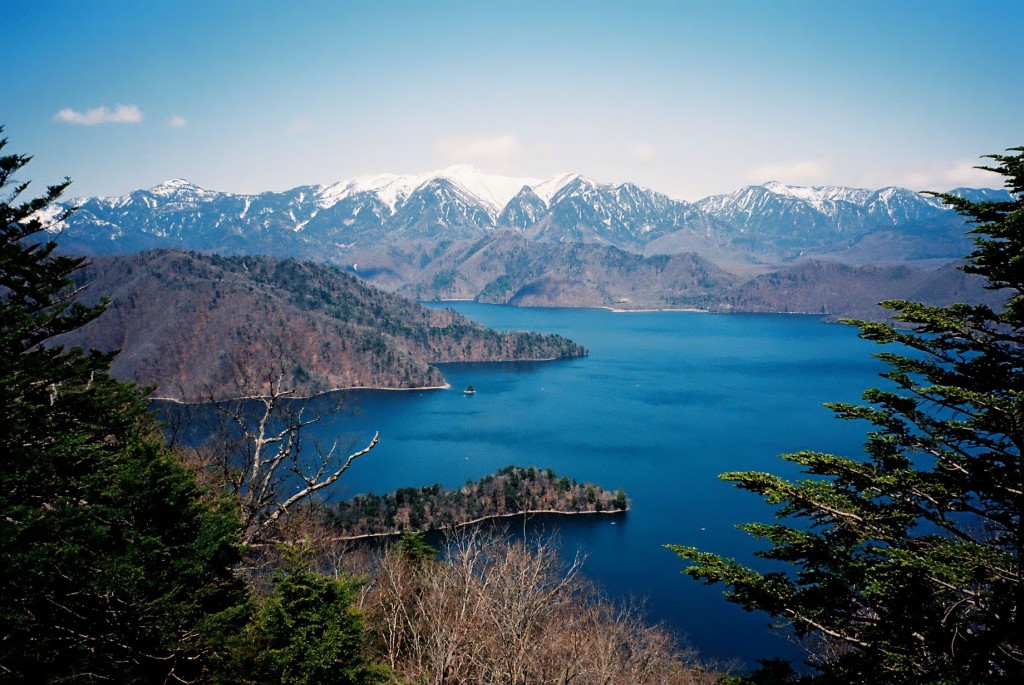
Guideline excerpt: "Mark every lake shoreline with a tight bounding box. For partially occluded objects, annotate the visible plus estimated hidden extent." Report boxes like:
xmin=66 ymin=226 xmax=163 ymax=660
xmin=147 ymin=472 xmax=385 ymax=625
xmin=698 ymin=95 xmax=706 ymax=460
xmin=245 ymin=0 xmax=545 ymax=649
xmin=424 ymin=299 xmax=835 ymax=318
xmin=150 ymin=382 xmax=453 ymax=405
xmin=326 ymin=507 xmax=629 ymax=543
xmin=150 ymin=352 xmax=588 ymax=405
xmin=155 ymin=304 xmax=872 ymax=667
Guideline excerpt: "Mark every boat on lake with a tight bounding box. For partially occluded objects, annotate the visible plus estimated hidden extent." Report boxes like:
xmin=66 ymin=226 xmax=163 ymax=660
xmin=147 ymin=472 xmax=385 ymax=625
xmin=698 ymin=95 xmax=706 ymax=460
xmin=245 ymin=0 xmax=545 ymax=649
xmin=463 ymin=385 xmax=476 ymax=395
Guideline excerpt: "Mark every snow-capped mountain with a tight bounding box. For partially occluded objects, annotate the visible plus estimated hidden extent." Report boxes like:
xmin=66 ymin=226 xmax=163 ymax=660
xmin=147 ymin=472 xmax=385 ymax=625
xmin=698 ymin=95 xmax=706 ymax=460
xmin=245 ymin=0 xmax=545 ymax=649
xmin=60 ymin=180 xmax=319 ymax=254
xmin=44 ymin=167 xmax=1010 ymax=264
xmin=948 ymin=187 xmax=1016 ymax=204
xmin=692 ymin=181 xmax=1014 ymax=260
xmin=528 ymin=177 xmax=719 ymax=247
xmin=314 ymin=165 xmax=577 ymax=219
xmin=696 ymin=181 xmax=951 ymax=234
xmin=498 ymin=187 xmax=549 ymax=228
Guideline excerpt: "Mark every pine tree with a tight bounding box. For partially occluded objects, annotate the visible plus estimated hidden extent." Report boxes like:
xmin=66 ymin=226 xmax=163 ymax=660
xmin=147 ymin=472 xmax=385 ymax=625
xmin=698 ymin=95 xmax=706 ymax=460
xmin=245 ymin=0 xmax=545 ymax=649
xmin=0 ymin=129 xmax=247 ymax=682
xmin=669 ymin=148 xmax=1024 ymax=683
xmin=240 ymin=550 xmax=388 ymax=685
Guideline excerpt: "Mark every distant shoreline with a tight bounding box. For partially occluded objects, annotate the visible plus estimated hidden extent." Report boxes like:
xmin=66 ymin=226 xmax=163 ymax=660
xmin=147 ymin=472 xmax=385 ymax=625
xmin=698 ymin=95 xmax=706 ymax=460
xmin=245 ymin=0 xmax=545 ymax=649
xmin=604 ymin=306 xmax=707 ymax=313
xmin=428 ymin=299 xmax=709 ymax=314
xmin=149 ymin=382 xmax=452 ymax=405
xmin=150 ymin=354 xmax=587 ymax=404
xmin=347 ymin=383 xmax=452 ymax=392
xmin=436 ymin=356 xmax=563 ymax=363
xmin=426 ymin=299 xmax=837 ymax=317
xmin=325 ymin=506 xmax=629 ymax=543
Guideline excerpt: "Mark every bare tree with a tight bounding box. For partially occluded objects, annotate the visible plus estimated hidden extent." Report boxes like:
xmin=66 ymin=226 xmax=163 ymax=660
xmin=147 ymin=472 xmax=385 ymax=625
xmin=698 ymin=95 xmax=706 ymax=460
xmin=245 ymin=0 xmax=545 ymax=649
xmin=366 ymin=529 xmax=718 ymax=685
xmin=183 ymin=348 xmax=379 ymax=546
xmin=476 ymin=533 xmax=584 ymax=685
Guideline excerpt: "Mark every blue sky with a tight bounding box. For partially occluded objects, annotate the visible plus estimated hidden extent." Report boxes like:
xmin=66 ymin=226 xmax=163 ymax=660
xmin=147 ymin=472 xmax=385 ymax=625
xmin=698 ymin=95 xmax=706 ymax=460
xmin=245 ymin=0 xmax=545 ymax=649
xmin=2 ymin=0 xmax=1021 ymax=200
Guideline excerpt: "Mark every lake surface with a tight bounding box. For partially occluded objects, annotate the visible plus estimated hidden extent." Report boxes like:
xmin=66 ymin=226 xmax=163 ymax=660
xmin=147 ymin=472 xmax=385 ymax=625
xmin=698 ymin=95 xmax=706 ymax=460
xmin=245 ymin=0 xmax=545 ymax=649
xmin=286 ymin=303 xmax=885 ymax=669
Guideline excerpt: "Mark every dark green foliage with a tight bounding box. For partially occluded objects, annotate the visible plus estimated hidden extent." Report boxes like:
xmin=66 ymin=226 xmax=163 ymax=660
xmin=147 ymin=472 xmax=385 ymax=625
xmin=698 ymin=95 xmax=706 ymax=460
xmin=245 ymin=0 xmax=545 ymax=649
xmin=0 ymin=130 xmax=247 ymax=682
xmin=669 ymin=148 xmax=1024 ymax=683
xmin=242 ymin=553 xmax=387 ymax=685
xmin=325 ymin=465 xmax=627 ymax=536
xmin=613 ymin=487 xmax=629 ymax=511
xmin=393 ymin=530 xmax=439 ymax=562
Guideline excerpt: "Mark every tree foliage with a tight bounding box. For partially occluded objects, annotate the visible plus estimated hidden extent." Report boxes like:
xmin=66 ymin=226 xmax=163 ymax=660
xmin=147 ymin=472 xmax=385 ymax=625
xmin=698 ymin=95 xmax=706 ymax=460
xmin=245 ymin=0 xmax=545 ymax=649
xmin=236 ymin=550 xmax=388 ymax=685
xmin=0 ymin=129 xmax=247 ymax=682
xmin=324 ymin=465 xmax=628 ymax=537
xmin=669 ymin=147 xmax=1024 ymax=683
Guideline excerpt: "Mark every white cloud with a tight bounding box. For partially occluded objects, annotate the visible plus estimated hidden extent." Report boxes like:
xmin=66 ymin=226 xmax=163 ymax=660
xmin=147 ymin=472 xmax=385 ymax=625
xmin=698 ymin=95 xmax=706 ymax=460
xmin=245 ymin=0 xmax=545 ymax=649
xmin=168 ymin=115 xmax=188 ymax=128
xmin=891 ymin=160 xmax=1002 ymax=191
xmin=940 ymin=161 xmax=1001 ymax=188
xmin=53 ymin=104 xmax=144 ymax=126
xmin=745 ymin=160 xmax=831 ymax=185
xmin=437 ymin=133 xmax=520 ymax=170
xmin=627 ymin=143 xmax=656 ymax=161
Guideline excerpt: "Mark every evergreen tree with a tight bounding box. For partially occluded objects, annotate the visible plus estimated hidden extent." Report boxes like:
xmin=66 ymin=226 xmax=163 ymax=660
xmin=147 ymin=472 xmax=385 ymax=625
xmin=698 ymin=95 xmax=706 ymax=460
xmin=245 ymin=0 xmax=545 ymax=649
xmin=669 ymin=148 xmax=1024 ymax=683
xmin=393 ymin=529 xmax=440 ymax=562
xmin=612 ymin=487 xmax=629 ymax=511
xmin=0 ymin=129 xmax=247 ymax=682
xmin=241 ymin=551 xmax=388 ymax=685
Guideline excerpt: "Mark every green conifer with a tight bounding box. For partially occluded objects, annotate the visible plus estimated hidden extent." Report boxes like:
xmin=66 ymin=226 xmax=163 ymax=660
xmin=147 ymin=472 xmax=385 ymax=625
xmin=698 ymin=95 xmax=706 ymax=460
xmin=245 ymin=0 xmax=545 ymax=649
xmin=0 ymin=129 xmax=247 ymax=682
xmin=669 ymin=147 xmax=1024 ymax=683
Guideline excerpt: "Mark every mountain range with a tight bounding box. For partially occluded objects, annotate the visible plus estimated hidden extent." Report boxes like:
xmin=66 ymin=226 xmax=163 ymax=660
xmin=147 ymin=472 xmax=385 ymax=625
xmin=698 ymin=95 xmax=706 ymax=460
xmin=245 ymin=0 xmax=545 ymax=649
xmin=37 ymin=165 xmax=1015 ymax=399
xmin=48 ymin=166 xmax=1013 ymax=266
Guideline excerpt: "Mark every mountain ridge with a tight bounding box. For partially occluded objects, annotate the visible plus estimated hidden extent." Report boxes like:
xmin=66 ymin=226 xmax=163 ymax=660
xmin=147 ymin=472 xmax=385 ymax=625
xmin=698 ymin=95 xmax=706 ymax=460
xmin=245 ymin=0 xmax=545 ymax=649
xmin=49 ymin=166 xmax=1012 ymax=266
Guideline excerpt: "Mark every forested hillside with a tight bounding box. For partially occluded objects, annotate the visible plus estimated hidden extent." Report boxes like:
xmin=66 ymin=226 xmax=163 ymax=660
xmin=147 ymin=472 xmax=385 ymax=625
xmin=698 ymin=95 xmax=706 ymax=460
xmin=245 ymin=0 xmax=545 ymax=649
xmin=55 ymin=250 xmax=586 ymax=401
xmin=360 ymin=231 xmax=738 ymax=309
xmin=714 ymin=259 xmax=1005 ymax=320
xmin=339 ymin=232 xmax=996 ymax=317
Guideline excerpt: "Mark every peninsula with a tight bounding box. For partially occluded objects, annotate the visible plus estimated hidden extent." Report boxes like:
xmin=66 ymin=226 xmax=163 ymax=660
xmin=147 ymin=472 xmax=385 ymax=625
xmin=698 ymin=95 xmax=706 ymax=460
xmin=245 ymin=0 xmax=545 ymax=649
xmin=53 ymin=250 xmax=587 ymax=402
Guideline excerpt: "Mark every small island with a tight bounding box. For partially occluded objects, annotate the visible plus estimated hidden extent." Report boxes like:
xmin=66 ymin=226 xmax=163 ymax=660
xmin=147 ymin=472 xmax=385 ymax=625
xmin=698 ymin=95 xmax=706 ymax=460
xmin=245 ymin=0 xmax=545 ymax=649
xmin=324 ymin=466 xmax=628 ymax=539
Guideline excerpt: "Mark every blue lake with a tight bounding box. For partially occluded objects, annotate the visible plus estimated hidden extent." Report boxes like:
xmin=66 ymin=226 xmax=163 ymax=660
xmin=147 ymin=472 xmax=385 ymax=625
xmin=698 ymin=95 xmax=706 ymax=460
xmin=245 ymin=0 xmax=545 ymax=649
xmin=287 ymin=303 xmax=886 ymax=669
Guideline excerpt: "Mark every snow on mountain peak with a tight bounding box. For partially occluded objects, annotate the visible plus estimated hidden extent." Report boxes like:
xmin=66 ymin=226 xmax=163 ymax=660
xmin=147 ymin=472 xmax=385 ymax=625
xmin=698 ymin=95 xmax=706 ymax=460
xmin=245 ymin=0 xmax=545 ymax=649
xmin=761 ymin=180 xmax=826 ymax=202
xmin=152 ymin=178 xmax=199 ymax=189
xmin=431 ymin=165 xmax=544 ymax=214
xmin=532 ymin=172 xmax=586 ymax=203
xmin=148 ymin=178 xmax=207 ymax=197
xmin=759 ymin=180 xmax=882 ymax=211
xmin=316 ymin=166 xmax=589 ymax=215
xmin=318 ymin=173 xmax=419 ymax=212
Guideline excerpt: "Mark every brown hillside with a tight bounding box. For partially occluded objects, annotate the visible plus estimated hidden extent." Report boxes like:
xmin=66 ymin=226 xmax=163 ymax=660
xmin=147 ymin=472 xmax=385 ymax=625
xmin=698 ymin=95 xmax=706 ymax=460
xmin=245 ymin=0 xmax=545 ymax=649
xmin=55 ymin=250 xmax=587 ymax=401
xmin=719 ymin=260 xmax=1005 ymax=320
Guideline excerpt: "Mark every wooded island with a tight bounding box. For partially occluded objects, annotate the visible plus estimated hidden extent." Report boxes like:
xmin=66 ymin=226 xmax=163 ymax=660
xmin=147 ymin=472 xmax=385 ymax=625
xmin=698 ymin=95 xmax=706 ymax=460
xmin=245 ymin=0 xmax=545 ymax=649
xmin=325 ymin=466 xmax=629 ymax=538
